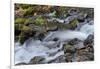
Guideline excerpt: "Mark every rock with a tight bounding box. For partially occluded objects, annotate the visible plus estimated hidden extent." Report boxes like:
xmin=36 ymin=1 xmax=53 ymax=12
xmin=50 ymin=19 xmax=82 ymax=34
xmin=23 ymin=7 xmax=34 ymax=16
xmin=48 ymin=55 xmax=65 ymax=63
xmin=46 ymin=25 xmax=58 ymax=32
xmin=53 ymin=38 xmax=59 ymax=41
xmin=19 ymin=26 xmax=36 ymax=44
xmin=63 ymin=44 xmax=76 ymax=53
xmin=84 ymin=34 xmax=94 ymax=47
xmin=68 ymin=38 xmax=85 ymax=49
xmin=15 ymin=8 xmax=26 ymax=18
xmin=64 ymin=53 xmax=73 ymax=62
xmin=35 ymin=33 xmax=45 ymax=41
xmin=68 ymin=18 xmax=78 ymax=29
xmin=29 ymin=56 xmax=45 ymax=64
xmin=15 ymin=18 xmax=26 ymax=24
xmin=75 ymin=48 xmax=94 ymax=61
xmin=68 ymin=8 xmax=78 ymax=16
xmin=74 ymin=42 xmax=85 ymax=49
xmin=24 ymin=18 xmax=35 ymax=26
xmin=34 ymin=15 xmax=47 ymax=26
xmin=68 ymin=38 xmax=81 ymax=45
xmin=77 ymin=13 xmax=87 ymax=22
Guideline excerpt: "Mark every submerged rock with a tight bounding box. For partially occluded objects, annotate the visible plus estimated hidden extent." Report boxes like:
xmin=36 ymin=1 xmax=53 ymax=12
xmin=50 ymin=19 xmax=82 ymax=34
xmin=29 ymin=56 xmax=45 ymax=64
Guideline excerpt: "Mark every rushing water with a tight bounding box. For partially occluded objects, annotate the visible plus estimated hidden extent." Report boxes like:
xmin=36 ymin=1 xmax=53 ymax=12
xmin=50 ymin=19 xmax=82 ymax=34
xmin=15 ymin=18 xmax=94 ymax=65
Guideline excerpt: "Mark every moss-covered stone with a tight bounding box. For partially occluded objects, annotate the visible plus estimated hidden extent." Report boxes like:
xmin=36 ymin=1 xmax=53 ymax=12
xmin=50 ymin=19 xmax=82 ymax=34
xmin=63 ymin=44 xmax=75 ymax=53
xmin=68 ymin=18 xmax=78 ymax=29
xmin=20 ymin=4 xmax=33 ymax=9
xmin=24 ymin=7 xmax=34 ymax=16
xmin=21 ymin=26 xmax=33 ymax=33
xmin=34 ymin=16 xmax=47 ymax=26
xmin=18 ymin=26 xmax=34 ymax=44
xmin=15 ymin=18 xmax=26 ymax=24
xmin=24 ymin=18 xmax=34 ymax=26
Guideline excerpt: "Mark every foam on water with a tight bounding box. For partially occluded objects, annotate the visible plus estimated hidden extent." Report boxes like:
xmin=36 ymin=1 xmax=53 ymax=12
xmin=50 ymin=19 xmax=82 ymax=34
xmin=15 ymin=20 xmax=94 ymax=64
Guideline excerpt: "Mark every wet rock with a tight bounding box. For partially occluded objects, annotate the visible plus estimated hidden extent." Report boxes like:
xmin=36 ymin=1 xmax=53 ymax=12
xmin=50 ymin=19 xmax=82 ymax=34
xmin=53 ymin=38 xmax=59 ymax=41
xmin=64 ymin=53 xmax=73 ymax=62
xmin=34 ymin=15 xmax=47 ymax=26
xmin=74 ymin=42 xmax=85 ymax=49
xmin=63 ymin=44 xmax=76 ymax=53
xmin=46 ymin=25 xmax=58 ymax=32
xmin=68 ymin=38 xmax=85 ymax=49
xmin=68 ymin=8 xmax=78 ymax=16
xmin=29 ymin=56 xmax=45 ymax=64
xmin=75 ymin=48 xmax=94 ymax=61
xmin=15 ymin=18 xmax=26 ymax=24
xmin=48 ymin=55 xmax=65 ymax=63
xmin=19 ymin=26 xmax=36 ymax=44
xmin=68 ymin=38 xmax=81 ymax=45
xmin=35 ymin=33 xmax=45 ymax=41
xmin=84 ymin=34 xmax=94 ymax=46
xmin=77 ymin=13 xmax=87 ymax=22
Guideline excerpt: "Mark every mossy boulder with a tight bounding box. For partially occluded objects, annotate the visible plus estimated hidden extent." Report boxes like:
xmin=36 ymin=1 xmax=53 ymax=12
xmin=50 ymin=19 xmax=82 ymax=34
xmin=21 ymin=26 xmax=33 ymax=33
xmin=24 ymin=18 xmax=34 ymax=26
xmin=24 ymin=7 xmax=34 ymax=16
xmin=55 ymin=7 xmax=68 ymax=18
xmin=20 ymin=4 xmax=33 ymax=9
xmin=19 ymin=26 xmax=35 ymax=44
xmin=15 ymin=18 xmax=26 ymax=24
xmin=63 ymin=44 xmax=75 ymax=53
xmin=68 ymin=18 xmax=78 ymax=29
xmin=34 ymin=16 xmax=47 ymax=26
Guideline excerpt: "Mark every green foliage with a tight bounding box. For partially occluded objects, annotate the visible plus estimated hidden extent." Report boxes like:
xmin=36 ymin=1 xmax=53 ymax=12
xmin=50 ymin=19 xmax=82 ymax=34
xmin=20 ymin=4 xmax=33 ymax=9
xmin=24 ymin=7 xmax=34 ymax=16
xmin=55 ymin=7 xmax=68 ymax=18
xmin=24 ymin=18 xmax=34 ymax=25
xmin=15 ymin=18 xmax=26 ymax=24
xmin=34 ymin=16 xmax=47 ymax=26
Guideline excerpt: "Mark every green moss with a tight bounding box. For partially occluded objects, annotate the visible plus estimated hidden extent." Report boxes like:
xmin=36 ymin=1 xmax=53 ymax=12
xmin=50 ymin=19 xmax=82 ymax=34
xmin=24 ymin=7 xmax=34 ymax=16
xmin=15 ymin=18 xmax=26 ymax=24
xmin=34 ymin=16 xmax=47 ymax=26
xmin=21 ymin=26 xmax=33 ymax=33
xmin=68 ymin=18 xmax=78 ymax=29
xmin=64 ymin=44 xmax=73 ymax=50
xmin=55 ymin=7 xmax=68 ymax=18
xmin=63 ymin=44 xmax=75 ymax=53
xmin=20 ymin=4 xmax=33 ymax=9
xmin=24 ymin=18 xmax=34 ymax=25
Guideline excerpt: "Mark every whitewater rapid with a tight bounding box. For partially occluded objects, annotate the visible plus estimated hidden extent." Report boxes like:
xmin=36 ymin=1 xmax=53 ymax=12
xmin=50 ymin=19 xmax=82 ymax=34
xmin=15 ymin=20 xmax=94 ymax=65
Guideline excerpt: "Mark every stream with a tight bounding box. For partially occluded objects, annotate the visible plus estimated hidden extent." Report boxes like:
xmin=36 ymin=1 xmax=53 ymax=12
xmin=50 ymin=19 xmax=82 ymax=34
xmin=15 ymin=13 xmax=94 ymax=65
